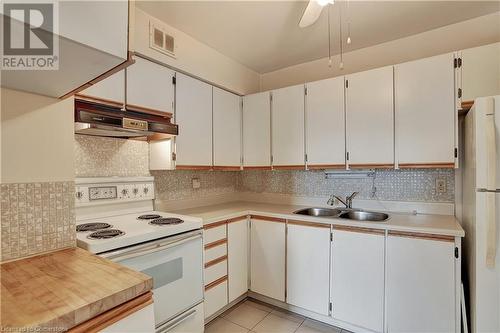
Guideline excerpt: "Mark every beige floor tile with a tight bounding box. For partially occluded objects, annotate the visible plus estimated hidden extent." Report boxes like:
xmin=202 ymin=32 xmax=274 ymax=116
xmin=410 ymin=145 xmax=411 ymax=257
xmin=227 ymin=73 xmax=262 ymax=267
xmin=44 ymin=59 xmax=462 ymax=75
xmin=270 ymin=308 xmax=305 ymax=324
xmin=253 ymin=313 xmax=301 ymax=333
xmin=245 ymin=299 xmax=275 ymax=313
xmin=223 ymin=302 xmax=270 ymax=329
xmin=205 ymin=317 xmax=249 ymax=333
xmin=296 ymin=319 xmax=342 ymax=333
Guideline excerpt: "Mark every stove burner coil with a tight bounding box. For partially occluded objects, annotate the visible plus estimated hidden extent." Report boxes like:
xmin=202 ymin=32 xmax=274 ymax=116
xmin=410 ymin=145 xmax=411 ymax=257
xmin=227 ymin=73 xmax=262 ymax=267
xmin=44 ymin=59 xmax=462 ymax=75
xmin=76 ymin=223 xmax=112 ymax=232
xmin=87 ymin=229 xmax=125 ymax=239
xmin=137 ymin=214 xmax=162 ymax=220
xmin=149 ymin=218 xmax=184 ymax=226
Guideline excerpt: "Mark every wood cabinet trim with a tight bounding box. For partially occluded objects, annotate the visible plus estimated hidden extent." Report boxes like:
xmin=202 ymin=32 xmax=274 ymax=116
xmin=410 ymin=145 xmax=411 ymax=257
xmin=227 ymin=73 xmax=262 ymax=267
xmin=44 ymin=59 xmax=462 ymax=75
xmin=287 ymin=220 xmax=331 ymax=229
xmin=333 ymin=225 xmax=385 ymax=235
xmin=349 ymin=164 xmax=394 ymax=169
xmin=203 ymin=220 xmax=227 ymax=230
xmin=307 ymin=164 xmax=346 ymax=170
xmin=212 ymin=166 xmax=242 ymax=171
xmin=175 ymin=165 xmax=213 ymax=171
xmin=272 ymin=165 xmax=306 ymax=170
xmin=205 ymin=275 xmax=228 ymax=291
xmin=60 ymin=51 xmax=135 ymax=100
xmin=243 ymin=166 xmax=273 ymax=170
xmin=126 ymin=103 xmax=173 ymax=118
xmin=461 ymin=100 xmax=474 ymax=111
xmin=388 ymin=230 xmax=455 ymax=242
xmin=399 ymin=163 xmax=455 ymax=169
xmin=68 ymin=291 xmax=153 ymax=333
xmin=250 ymin=215 xmax=286 ymax=223
xmin=204 ymin=238 xmax=227 ymax=250
xmin=204 ymin=255 xmax=228 ymax=268
xmin=226 ymin=216 xmax=248 ymax=224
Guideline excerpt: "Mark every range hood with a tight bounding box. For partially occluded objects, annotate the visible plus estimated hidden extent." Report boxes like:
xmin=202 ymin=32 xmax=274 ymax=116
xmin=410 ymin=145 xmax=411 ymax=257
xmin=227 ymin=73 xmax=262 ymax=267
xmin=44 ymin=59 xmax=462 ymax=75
xmin=75 ymin=99 xmax=178 ymax=139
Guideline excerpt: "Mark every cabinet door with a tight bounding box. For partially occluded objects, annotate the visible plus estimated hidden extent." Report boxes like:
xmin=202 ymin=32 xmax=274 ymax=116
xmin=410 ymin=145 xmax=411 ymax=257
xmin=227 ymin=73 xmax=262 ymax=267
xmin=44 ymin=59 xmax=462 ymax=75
xmin=80 ymin=70 xmax=125 ymax=106
xmin=287 ymin=222 xmax=330 ymax=315
xmin=126 ymin=57 xmax=175 ymax=114
xmin=250 ymin=218 xmax=286 ymax=301
xmin=243 ymin=92 xmax=271 ymax=168
xmin=272 ymin=85 xmax=305 ymax=167
xmin=395 ymin=53 xmax=456 ymax=167
xmin=175 ymin=74 xmax=213 ymax=167
xmin=346 ymin=66 xmax=394 ymax=167
xmin=462 ymin=42 xmax=500 ymax=102
xmin=228 ymin=218 xmax=249 ymax=302
xmin=331 ymin=229 xmax=385 ymax=332
xmin=387 ymin=235 xmax=456 ymax=333
xmin=213 ymin=87 xmax=242 ymax=169
xmin=306 ymin=77 xmax=345 ymax=168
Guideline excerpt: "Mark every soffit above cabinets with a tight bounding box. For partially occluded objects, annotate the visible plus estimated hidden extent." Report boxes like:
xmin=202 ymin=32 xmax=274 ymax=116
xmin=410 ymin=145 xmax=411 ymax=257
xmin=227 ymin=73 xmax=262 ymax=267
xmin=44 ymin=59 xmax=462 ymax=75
xmin=136 ymin=1 xmax=499 ymax=73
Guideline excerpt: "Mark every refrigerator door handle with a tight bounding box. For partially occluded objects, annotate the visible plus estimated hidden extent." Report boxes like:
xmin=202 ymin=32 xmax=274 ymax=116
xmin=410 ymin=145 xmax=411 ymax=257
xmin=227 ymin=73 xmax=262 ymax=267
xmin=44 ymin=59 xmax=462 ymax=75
xmin=485 ymin=110 xmax=496 ymax=191
xmin=486 ymin=192 xmax=496 ymax=268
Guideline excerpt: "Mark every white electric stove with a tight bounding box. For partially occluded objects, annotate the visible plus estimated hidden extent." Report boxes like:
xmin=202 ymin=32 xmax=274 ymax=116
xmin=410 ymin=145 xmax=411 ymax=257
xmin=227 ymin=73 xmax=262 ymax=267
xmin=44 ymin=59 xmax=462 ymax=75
xmin=75 ymin=177 xmax=204 ymax=333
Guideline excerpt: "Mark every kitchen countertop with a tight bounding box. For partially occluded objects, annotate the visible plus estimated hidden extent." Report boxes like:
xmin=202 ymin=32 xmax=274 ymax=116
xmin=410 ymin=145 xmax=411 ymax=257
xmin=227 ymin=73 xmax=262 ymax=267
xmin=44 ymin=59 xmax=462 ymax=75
xmin=173 ymin=201 xmax=465 ymax=237
xmin=0 ymin=247 xmax=153 ymax=331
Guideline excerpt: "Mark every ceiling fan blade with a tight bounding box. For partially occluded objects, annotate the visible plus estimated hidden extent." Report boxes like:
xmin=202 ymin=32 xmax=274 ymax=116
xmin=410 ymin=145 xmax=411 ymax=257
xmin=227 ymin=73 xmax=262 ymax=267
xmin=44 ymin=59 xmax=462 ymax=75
xmin=299 ymin=0 xmax=324 ymax=28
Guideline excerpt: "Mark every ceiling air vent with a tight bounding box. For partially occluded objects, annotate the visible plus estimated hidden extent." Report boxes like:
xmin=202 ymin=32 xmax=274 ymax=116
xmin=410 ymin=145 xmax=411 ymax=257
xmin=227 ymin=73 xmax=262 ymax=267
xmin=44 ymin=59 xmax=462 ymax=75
xmin=149 ymin=22 xmax=176 ymax=58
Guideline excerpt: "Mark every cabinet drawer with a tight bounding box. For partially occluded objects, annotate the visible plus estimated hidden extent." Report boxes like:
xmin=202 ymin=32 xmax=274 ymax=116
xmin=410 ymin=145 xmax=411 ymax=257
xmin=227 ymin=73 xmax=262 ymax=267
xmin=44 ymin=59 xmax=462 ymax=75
xmin=205 ymin=244 xmax=227 ymax=263
xmin=204 ymin=260 xmax=227 ymax=285
xmin=204 ymin=224 xmax=226 ymax=244
xmin=204 ymin=278 xmax=228 ymax=319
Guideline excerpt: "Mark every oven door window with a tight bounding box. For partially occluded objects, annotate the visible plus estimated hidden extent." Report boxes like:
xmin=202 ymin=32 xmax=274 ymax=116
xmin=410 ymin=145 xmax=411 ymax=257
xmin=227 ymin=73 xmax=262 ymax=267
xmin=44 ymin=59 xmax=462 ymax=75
xmin=116 ymin=235 xmax=203 ymax=326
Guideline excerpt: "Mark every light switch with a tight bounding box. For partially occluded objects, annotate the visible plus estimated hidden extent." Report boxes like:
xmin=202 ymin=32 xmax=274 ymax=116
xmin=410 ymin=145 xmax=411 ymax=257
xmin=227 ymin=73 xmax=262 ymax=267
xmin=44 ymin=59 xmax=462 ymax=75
xmin=436 ymin=179 xmax=447 ymax=193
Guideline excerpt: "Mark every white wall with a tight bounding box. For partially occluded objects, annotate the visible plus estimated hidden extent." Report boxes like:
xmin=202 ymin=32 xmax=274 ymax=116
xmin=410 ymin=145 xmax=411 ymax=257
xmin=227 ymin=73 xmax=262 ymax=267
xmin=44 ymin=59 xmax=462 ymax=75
xmin=261 ymin=12 xmax=500 ymax=91
xmin=133 ymin=7 xmax=261 ymax=95
xmin=1 ymin=88 xmax=75 ymax=183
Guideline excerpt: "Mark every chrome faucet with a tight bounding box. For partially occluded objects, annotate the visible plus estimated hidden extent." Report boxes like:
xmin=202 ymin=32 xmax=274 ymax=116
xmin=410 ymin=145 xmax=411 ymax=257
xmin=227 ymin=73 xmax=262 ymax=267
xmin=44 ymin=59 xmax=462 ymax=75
xmin=327 ymin=192 xmax=359 ymax=209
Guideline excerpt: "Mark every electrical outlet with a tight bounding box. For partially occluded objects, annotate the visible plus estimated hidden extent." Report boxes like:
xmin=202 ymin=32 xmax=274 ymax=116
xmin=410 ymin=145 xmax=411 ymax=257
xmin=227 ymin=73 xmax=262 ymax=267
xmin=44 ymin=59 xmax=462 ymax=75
xmin=436 ymin=179 xmax=447 ymax=193
xmin=192 ymin=178 xmax=201 ymax=189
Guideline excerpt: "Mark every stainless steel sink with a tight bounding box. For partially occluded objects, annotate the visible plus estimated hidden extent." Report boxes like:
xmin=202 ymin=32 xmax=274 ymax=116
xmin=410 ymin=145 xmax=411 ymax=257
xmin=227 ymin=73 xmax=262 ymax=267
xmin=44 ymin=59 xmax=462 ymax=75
xmin=293 ymin=207 xmax=342 ymax=217
xmin=339 ymin=210 xmax=389 ymax=222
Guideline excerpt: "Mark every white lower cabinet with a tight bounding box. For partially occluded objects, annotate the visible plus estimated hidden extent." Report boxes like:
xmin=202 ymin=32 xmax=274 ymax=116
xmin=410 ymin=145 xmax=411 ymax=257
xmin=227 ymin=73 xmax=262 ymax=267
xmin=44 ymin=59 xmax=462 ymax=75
xmin=287 ymin=222 xmax=331 ymax=315
xmin=101 ymin=303 xmax=155 ymax=333
xmin=228 ymin=218 xmax=249 ymax=303
xmin=204 ymin=279 xmax=228 ymax=319
xmin=250 ymin=218 xmax=286 ymax=301
xmin=387 ymin=234 xmax=456 ymax=333
xmin=331 ymin=228 xmax=385 ymax=332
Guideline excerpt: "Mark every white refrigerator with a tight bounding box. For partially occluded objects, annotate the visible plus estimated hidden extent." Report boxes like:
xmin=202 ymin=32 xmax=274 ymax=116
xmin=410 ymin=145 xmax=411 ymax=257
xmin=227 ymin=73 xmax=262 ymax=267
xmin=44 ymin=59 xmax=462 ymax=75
xmin=463 ymin=95 xmax=500 ymax=333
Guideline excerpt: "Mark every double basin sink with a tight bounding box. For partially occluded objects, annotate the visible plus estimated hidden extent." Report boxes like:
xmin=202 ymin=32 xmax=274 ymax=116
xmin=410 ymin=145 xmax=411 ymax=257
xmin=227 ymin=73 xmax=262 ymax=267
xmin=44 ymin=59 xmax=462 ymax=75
xmin=294 ymin=207 xmax=389 ymax=222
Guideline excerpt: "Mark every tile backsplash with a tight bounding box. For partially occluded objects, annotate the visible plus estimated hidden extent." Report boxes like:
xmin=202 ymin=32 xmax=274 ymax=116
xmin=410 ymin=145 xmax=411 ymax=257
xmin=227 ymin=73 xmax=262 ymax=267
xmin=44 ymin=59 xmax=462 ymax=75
xmin=1 ymin=181 xmax=76 ymax=262
xmin=75 ymin=136 xmax=455 ymax=204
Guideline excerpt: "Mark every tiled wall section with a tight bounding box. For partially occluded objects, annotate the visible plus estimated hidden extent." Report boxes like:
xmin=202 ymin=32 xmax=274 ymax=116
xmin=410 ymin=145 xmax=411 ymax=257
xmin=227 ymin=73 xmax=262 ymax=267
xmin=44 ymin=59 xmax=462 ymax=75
xmin=1 ymin=182 xmax=76 ymax=262
xmin=74 ymin=134 xmax=150 ymax=177
xmin=239 ymin=169 xmax=455 ymax=202
xmin=152 ymin=170 xmax=240 ymax=201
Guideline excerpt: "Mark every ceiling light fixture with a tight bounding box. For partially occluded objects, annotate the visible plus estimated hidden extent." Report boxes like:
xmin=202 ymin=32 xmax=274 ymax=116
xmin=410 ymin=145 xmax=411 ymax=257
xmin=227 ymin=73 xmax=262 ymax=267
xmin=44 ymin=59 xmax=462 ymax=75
xmin=346 ymin=0 xmax=352 ymax=45
xmin=316 ymin=0 xmax=334 ymax=7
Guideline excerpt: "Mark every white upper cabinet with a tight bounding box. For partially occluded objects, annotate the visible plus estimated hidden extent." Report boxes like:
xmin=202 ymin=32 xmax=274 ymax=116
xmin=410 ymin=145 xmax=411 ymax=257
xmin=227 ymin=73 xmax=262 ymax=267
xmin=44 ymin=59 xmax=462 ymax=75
xmin=250 ymin=218 xmax=286 ymax=302
xmin=213 ymin=88 xmax=242 ymax=169
xmin=80 ymin=70 xmax=125 ymax=105
xmin=461 ymin=42 xmax=500 ymax=102
xmin=59 ymin=0 xmax=128 ymax=60
xmin=243 ymin=92 xmax=271 ymax=168
xmin=346 ymin=66 xmax=394 ymax=167
xmin=305 ymin=77 xmax=345 ymax=168
xmin=387 ymin=235 xmax=456 ymax=333
xmin=287 ymin=222 xmax=330 ymax=315
xmin=395 ymin=53 xmax=456 ymax=167
xmin=331 ymin=229 xmax=385 ymax=332
xmin=126 ymin=57 xmax=175 ymax=114
xmin=271 ymin=85 xmax=306 ymax=168
xmin=175 ymin=74 xmax=213 ymax=167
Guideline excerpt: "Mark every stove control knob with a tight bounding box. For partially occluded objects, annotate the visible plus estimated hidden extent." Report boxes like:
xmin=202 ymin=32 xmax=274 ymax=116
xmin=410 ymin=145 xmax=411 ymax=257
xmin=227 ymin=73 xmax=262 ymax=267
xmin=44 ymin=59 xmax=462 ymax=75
xmin=122 ymin=189 xmax=128 ymax=196
xmin=143 ymin=187 xmax=149 ymax=195
xmin=133 ymin=188 xmax=139 ymax=195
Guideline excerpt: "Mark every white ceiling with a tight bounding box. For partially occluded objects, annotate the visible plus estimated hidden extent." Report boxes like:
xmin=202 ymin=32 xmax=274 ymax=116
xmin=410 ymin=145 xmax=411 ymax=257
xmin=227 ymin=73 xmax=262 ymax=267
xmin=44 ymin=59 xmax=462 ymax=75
xmin=136 ymin=1 xmax=500 ymax=73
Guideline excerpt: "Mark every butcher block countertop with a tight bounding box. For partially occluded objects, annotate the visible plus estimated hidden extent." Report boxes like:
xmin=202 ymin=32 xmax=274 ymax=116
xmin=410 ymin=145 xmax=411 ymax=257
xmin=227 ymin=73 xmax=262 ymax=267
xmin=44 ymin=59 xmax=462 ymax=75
xmin=0 ymin=247 xmax=153 ymax=331
xmin=172 ymin=201 xmax=464 ymax=237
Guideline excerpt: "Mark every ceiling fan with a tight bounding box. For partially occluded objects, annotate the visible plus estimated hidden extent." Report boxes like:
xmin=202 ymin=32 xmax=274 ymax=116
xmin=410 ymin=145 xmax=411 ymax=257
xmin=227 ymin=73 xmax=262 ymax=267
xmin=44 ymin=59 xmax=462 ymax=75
xmin=299 ymin=0 xmax=334 ymax=28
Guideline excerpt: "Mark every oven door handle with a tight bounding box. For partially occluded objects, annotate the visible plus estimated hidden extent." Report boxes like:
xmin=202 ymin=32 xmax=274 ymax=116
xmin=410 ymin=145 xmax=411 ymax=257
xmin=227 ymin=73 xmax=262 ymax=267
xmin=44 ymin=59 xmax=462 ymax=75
xmin=100 ymin=231 xmax=202 ymax=261
xmin=156 ymin=307 xmax=198 ymax=333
